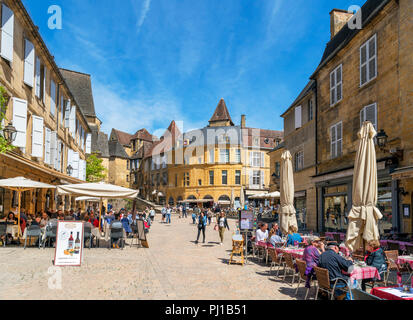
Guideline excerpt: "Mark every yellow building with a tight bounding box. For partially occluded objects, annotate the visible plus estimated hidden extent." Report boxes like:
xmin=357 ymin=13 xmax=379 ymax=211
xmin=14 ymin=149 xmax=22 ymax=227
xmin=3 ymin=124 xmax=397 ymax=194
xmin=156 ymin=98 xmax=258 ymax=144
xmin=139 ymin=99 xmax=283 ymax=207
xmin=0 ymin=0 xmax=94 ymax=215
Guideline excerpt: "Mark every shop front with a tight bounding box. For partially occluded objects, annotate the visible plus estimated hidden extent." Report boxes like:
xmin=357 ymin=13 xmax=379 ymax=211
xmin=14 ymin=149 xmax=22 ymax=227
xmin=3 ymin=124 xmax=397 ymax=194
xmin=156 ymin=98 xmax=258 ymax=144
xmin=294 ymin=191 xmax=307 ymax=230
xmin=314 ymin=161 xmax=397 ymax=234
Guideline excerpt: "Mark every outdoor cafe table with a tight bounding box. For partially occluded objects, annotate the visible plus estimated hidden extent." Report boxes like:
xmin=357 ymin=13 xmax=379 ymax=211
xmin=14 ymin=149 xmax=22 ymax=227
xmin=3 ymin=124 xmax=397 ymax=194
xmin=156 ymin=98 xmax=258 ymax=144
xmin=325 ymin=232 xmax=346 ymax=241
xmin=398 ymin=256 xmax=413 ymax=268
xmin=380 ymin=240 xmax=412 ymax=251
xmin=371 ymin=287 xmax=413 ymax=300
xmin=347 ymin=266 xmax=381 ymax=284
xmin=275 ymin=247 xmax=304 ymax=259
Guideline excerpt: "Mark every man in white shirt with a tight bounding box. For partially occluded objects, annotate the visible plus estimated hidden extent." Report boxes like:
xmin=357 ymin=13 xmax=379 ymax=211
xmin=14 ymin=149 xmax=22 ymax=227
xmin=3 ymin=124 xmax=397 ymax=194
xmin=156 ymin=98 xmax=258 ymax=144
xmin=255 ymin=223 xmax=268 ymax=243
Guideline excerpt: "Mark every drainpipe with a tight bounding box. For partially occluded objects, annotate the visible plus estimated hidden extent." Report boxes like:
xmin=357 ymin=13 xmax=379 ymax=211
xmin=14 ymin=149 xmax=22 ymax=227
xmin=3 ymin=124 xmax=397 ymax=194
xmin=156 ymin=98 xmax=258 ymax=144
xmin=314 ymin=80 xmax=320 ymax=232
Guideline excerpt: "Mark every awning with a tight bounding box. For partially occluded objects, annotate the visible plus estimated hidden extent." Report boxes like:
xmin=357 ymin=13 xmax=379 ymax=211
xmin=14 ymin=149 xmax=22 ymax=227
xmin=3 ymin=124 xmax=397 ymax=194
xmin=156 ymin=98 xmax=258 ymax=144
xmin=152 ymin=190 xmax=157 ymax=195
xmin=182 ymin=199 xmax=212 ymax=203
xmin=57 ymin=182 xmax=138 ymax=199
xmin=158 ymin=192 xmax=165 ymax=197
xmin=391 ymin=166 xmax=413 ymax=180
xmin=75 ymin=196 xmax=100 ymax=202
xmin=217 ymin=200 xmax=231 ymax=205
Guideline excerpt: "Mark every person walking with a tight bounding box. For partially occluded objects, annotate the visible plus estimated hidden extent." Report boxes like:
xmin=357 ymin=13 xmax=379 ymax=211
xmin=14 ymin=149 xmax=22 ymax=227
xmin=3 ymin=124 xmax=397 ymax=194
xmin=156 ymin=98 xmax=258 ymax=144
xmin=166 ymin=205 xmax=172 ymax=224
xmin=182 ymin=204 xmax=187 ymax=219
xmin=216 ymin=212 xmax=230 ymax=245
xmin=149 ymin=207 xmax=156 ymax=222
xmin=161 ymin=206 xmax=166 ymax=223
xmin=195 ymin=211 xmax=207 ymax=244
xmin=207 ymin=209 xmax=212 ymax=225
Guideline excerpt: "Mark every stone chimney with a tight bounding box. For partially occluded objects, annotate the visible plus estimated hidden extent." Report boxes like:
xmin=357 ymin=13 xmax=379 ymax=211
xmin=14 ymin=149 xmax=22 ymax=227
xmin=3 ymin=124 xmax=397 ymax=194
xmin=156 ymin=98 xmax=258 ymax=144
xmin=241 ymin=115 xmax=246 ymax=128
xmin=330 ymin=9 xmax=353 ymax=39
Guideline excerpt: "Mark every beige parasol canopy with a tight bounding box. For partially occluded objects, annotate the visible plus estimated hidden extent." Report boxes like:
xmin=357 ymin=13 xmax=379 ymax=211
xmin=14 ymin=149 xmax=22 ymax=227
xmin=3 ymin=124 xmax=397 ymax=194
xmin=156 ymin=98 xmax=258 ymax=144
xmin=0 ymin=177 xmax=56 ymax=237
xmin=280 ymin=150 xmax=298 ymax=235
xmin=57 ymin=182 xmax=139 ymax=228
xmin=346 ymin=122 xmax=383 ymax=251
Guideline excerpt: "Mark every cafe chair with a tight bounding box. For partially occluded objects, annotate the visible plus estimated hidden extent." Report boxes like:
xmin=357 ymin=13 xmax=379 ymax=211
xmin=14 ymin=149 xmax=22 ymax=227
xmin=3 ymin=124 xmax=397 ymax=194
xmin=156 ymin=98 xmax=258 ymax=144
xmin=350 ymin=288 xmax=383 ymax=300
xmin=109 ymin=227 xmax=125 ymax=249
xmin=42 ymin=224 xmax=57 ymax=249
xmin=282 ymin=253 xmax=299 ymax=285
xmin=83 ymin=224 xmax=93 ymax=249
xmin=295 ymin=259 xmax=314 ymax=300
xmin=268 ymin=248 xmax=283 ymax=277
xmin=314 ymin=266 xmax=350 ymax=300
xmin=405 ymin=244 xmax=413 ymax=256
xmin=388 ymin=242 xmax=401 ymax=255
xmin=24 ymin=225 xmax=42 ymax=249
xmin=384 ymin=250 xmax=411 ymax=286
xmin=130 ymin=223 xmax=140 ymax=248
xmin=0 ymin=223 xmax=7 ymax=247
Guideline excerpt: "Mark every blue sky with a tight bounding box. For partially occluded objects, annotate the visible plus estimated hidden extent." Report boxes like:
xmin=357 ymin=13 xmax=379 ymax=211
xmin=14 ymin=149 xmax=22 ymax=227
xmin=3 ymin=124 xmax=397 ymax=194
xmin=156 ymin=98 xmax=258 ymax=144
xmin=23 ymin=0 xmax=365 ymax=137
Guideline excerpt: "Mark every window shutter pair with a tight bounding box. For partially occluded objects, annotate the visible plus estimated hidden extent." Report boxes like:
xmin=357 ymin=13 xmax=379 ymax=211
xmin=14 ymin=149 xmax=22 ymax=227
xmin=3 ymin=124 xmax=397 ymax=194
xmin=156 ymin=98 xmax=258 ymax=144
xmin=360 ymin=103 xmax=377 ymax=130
xmin=330 ymin=123 xmax=342 ymax=159
xmin=12 ymin=98 xmax=28 ymax=148
xmin=31 ymin=116 xmax=43 ymax=158
xmin=1 ymin=4 xmax=14 ymax=63
xmin=50 ymin=131 xmax=57 ymax=168
xmin=24 ymin=39 xmax=35 ymax=87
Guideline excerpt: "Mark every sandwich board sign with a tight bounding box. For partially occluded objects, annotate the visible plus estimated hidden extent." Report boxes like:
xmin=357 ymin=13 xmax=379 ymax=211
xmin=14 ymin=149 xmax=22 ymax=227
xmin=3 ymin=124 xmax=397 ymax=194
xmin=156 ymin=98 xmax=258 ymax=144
xmin=54 ymin=221 xmax=84 ymax=267
xmin=240 ymin=210 xmax=254 ymax=231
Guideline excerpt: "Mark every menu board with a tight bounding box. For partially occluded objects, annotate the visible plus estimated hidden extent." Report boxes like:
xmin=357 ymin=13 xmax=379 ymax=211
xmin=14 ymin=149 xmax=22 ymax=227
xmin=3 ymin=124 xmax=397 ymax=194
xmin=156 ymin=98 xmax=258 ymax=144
xmin=240 ymin=210 xmax=254 ymax=231
xmin=54 ymin=221 xmax=84 ymax=267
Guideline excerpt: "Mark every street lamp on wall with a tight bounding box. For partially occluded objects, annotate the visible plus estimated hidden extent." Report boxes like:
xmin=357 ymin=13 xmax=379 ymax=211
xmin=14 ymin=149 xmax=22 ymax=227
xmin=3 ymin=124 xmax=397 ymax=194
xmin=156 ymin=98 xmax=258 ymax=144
xmin=2 ymin=122 xmax=17 ymax=144
xmin=66 ymin=165 xmax=73 ymax=176
xmin=376 ymin=129 xmax=388 ymax=149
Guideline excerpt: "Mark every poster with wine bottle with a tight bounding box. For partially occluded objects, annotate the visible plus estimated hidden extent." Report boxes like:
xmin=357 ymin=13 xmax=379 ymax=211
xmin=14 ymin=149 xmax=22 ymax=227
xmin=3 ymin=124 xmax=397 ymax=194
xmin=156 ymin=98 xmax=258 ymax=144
xmin=54 ymin=221 xmax=84 ymax=267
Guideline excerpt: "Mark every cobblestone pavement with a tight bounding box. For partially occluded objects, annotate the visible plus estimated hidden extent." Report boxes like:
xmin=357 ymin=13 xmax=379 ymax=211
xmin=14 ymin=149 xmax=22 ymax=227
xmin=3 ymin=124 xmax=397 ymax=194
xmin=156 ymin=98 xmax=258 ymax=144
xmin=0 ymin=216 xmax=306 ymax=300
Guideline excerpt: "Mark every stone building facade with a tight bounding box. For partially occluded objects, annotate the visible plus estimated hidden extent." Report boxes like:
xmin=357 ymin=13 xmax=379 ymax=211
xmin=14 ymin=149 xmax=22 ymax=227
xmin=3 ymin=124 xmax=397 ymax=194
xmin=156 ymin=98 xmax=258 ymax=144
xmin=0 ymin=0 xmax=94 ymax=215
xmin=138 ymin=99 xmax=283 ymax=207
xmin=278 ymin=0 xmax=413 ymax=234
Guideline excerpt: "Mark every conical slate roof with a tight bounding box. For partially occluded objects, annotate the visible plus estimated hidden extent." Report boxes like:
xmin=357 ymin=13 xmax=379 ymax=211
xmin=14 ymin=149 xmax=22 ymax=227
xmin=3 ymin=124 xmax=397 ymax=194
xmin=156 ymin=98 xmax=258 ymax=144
xmin=209 ymin=98 xmax=234 ymax=126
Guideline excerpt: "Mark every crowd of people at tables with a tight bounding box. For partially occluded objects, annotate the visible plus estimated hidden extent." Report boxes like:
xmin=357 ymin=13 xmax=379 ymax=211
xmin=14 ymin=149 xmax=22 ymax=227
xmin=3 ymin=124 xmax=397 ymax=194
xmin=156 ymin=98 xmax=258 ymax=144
xmin=253 ymin=222 xmax=388 ymax=300
xmin=0 ymin=203 xmax=154 ymax=248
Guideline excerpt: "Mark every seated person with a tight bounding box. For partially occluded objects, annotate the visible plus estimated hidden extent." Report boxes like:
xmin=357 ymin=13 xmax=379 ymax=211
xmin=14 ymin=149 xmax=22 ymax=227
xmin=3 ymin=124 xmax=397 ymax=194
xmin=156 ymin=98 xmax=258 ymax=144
xmin=89 ymin=213 xmax=100 ymax=228
xmin=303 ymin=238 xmax=325 ymax=288
xmin=361 ymin=240 xmax=388 ymax=291
xmin=271 ymin=223 xmax=283 ymax=237
xmin=110 ymin=215 xmax=123 ymax=248
xmin=286 ymin=231 xmax=303 ymax=246
xmin=255 ymin=223 xmax=269 ymax=243
xmin=40 ymin=212 xmax=49 ymax=228
xmin=318 ymin=242 xmax=354 ymax=300
xmin=6 ymin=212 xmax=17 ymax=224
xmin=268 ymin=228 xmax=283 ymax=247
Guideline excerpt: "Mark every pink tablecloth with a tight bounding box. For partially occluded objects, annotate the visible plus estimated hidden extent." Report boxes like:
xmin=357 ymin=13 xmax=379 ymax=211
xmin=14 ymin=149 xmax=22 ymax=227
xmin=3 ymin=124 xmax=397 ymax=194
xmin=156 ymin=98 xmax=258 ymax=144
xmin=397 ymin=256 xmax=413 ymax=268
xmin=275 ymin=247 xmax=304 ymax=259
xmin=380 ymin=240 xmax=413 ymax=251
xmin=340 ymin=245 xmax=351 ymax=257
xmin=349 ymin=266 xmax=380 ymax=282
xmin=325 ymin=232 xmax=346 ymax=241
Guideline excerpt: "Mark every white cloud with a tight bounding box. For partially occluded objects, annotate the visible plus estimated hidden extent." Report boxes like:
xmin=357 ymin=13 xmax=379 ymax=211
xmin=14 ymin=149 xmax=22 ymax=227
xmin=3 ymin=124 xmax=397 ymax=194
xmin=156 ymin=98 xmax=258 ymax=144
xmin=136 ymin=0 xmax=152 ymax=33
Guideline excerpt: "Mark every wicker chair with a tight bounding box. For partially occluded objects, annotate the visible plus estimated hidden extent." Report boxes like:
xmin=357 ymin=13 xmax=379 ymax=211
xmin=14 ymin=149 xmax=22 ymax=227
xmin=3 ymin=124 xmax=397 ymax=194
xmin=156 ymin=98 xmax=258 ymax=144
xmin=268 ymin=248 xmax=284 ymax=277
xmin=314 ymin=266 xmax=350 ymax=300
xmin=384 ymin=250 xmax=411 ymax=286
xmin=295 ymin=259 xmax=313 ymax=300
xmin=282 ymin=253 xmax=299 ymax=285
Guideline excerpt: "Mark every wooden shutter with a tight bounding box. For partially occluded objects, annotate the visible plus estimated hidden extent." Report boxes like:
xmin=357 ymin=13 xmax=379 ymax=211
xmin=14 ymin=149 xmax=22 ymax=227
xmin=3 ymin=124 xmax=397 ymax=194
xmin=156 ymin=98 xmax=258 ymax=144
xmin=72 ymin=152 xmax=79 ymax=178
xmin=1 ymin=4 xmax=14 ymax=62
xmin=64 ymin=100 xmax=71 ymax=127
xmin=331 ymin=125 xmax=336 ymax=159
xmin=78 ymin=159 xmax=83 ymax=181
xmin=365 ymin=104 xmax=377 ymax=130
xmin=295 ymin=106 xmax=302 ymax=129
xmin=50 ymin=131 xmax=57 ymax=168
xmin=60 ymin=92 xmax=64 ymax=124
xmin=261 ymin=152 xmax=265 ymax=168
xmin=337 ymin=123 xmax=342 ymax=156
xmin=86 ymin=133 xmax=92 ymax=154
xmin=330 ymin=71 xmax=336 ymax=105
xmin=44 ymin=128 xmax=51 ymax=164
xmin=12 ymin=98 xmax=27 ymax=148
xmin=31 ymin=116 xmax=43 ymax=157
xmin=24 ymin=40 xmax=34 ymax=87
xmin=42 ymin=67 xmax=47 ymax=103
xmin=50 ymin=80 xmax=56 ymax=117
xmin=360 ymin=43 xmax=368 ymax=86
xmin=57 ymin=140 xmax=62 ymax=172
xmin=35 ymin=57 xmax=41 ymax=97
xmin=261 ymin=170 xmax=265 ymax=187
xmin=67 ymin=148 xmax=73 ymax=173
xmin=69 ymin=106 xmax=76 ymax=136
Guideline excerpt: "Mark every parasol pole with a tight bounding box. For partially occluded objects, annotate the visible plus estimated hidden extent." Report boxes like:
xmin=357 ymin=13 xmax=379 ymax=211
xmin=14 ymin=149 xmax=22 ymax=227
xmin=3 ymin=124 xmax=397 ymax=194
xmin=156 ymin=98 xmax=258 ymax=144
xmin=17 ymin=189 xmax=21 ymax=238
xmin=98 ymin=197 xmax=103 ymax=230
